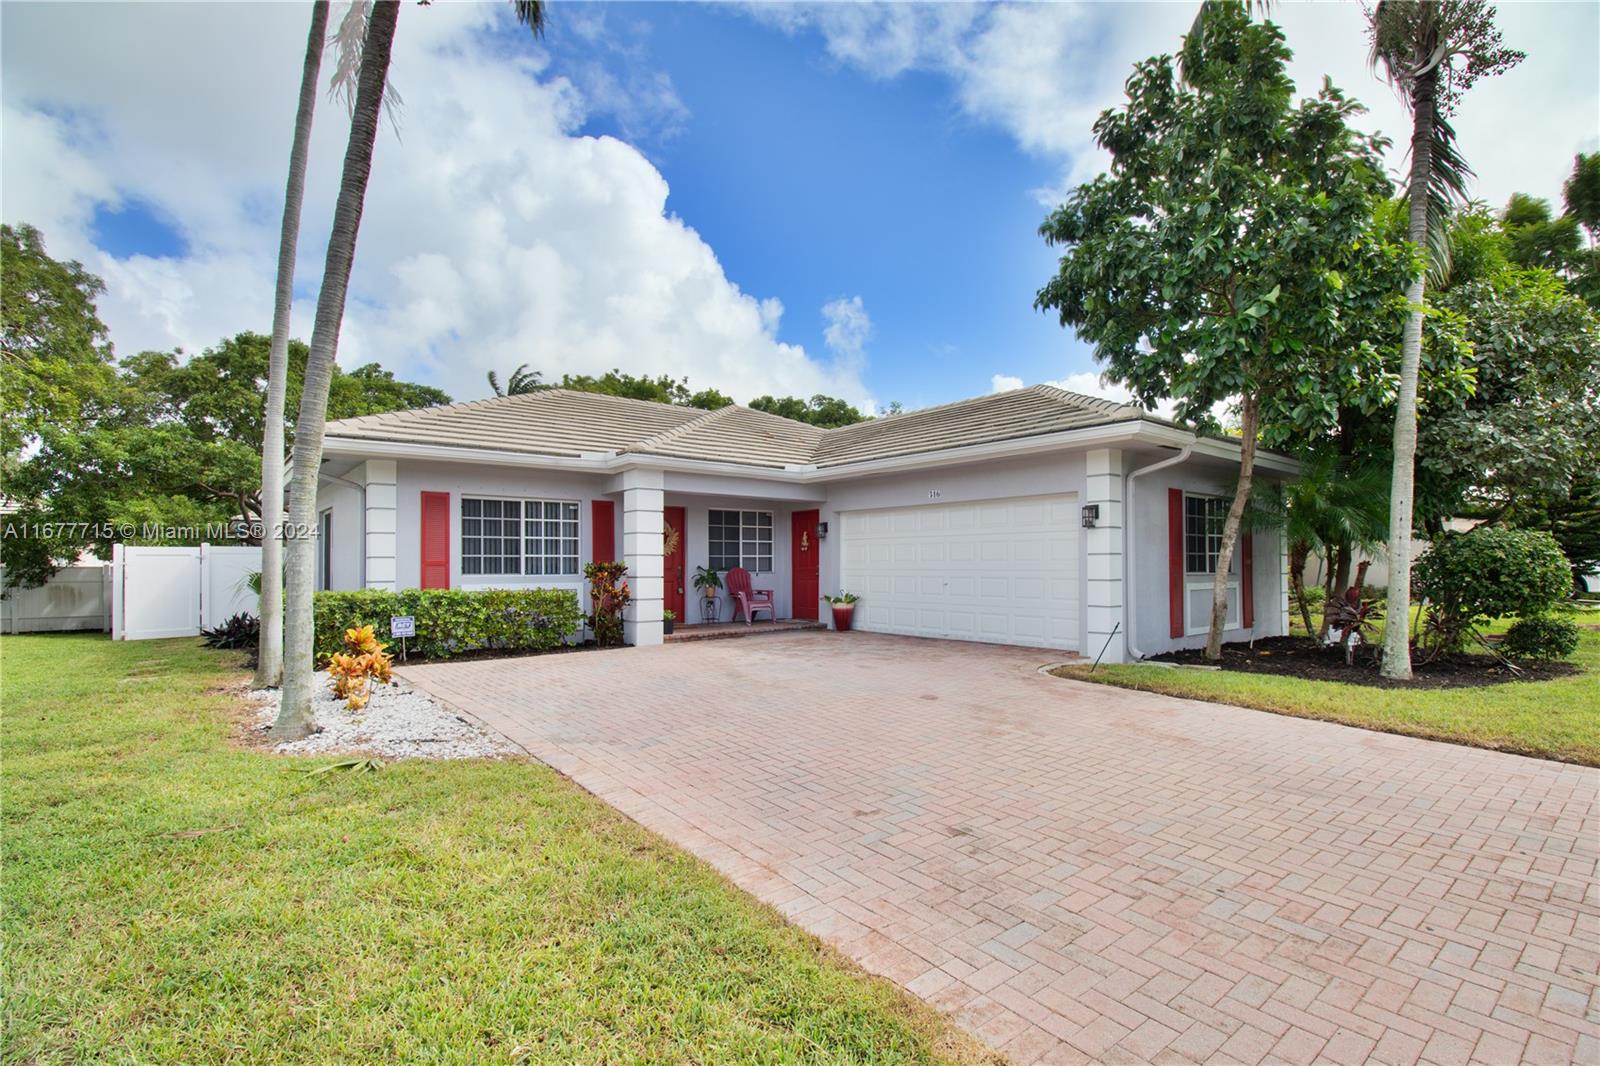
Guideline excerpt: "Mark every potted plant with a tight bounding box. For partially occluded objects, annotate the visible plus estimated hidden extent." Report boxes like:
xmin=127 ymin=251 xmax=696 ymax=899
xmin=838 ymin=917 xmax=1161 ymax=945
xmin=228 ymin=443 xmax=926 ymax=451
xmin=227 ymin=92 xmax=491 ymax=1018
xmin=692 ymin=565 xmax=722 ymax=623
xmin=663 ymin=608 xmax=676 ymax=635
xmin=824 ymin=591 xmax=859 ymax=632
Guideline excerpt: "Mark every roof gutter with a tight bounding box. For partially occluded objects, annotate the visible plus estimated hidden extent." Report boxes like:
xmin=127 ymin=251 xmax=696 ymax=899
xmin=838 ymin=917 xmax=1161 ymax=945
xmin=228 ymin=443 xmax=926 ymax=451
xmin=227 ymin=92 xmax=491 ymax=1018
xmin=1123 ymin=443 xmax=1195 ymax=662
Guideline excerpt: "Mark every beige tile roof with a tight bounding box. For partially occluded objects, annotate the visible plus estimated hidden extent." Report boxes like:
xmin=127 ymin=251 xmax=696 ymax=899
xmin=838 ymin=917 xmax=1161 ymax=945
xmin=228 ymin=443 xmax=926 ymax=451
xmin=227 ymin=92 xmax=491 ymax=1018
xmin=323 ymin=384 xmax=1155 ymax=469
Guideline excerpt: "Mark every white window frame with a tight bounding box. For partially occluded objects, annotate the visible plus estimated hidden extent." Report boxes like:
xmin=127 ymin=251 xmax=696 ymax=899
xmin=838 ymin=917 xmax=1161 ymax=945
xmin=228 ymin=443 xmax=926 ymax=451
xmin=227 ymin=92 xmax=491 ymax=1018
xmin=316 ymin=509 xmax=333 ymax=592
xmin=460 ymin=496 xmax=580 ymax=579
xmin=707 ymin=509 xmax=774 ymax=573
xmin=1182 ymin=492 xmax=1239 ymax=635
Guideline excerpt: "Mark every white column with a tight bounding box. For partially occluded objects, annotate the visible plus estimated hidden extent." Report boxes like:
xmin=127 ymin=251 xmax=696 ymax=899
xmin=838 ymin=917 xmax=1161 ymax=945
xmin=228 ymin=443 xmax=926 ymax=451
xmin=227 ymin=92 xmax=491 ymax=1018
xmin=620 ymin=469 xmax=664 ymax=647
xmin=1084 ymin=448 xmax=1126 ymax=663
xmin=361 ymin=459 xmax=397 ymax=591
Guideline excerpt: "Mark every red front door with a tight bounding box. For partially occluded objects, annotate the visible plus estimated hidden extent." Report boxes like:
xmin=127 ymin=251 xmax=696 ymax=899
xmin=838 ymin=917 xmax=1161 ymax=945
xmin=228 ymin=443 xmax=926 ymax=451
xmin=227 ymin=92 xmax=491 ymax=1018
xmin=664 ymin=506 xmax=687 ymax=623
xmin=791 ymin=509 xmax=819 ymax=620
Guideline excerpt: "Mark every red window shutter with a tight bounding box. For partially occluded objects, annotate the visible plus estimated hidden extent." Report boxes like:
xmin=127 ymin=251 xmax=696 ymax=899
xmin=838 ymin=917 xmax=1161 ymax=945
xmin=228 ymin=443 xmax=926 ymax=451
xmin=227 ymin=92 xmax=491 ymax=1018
xmin=591 ymin=500 xmax=615 ymax=563
xmin=420 ymin=491 xmax=450 ymax=589
xmin=1168 ymin=488 xmax=1184 ymax=639
xmin=1241 ymin=532 xmax=1255 ymax=629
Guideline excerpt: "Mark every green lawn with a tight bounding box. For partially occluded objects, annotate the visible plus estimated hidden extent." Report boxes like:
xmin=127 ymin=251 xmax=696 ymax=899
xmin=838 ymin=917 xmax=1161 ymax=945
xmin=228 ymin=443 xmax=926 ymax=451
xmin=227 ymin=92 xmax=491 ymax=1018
xmin=2 ymin=634 xmax=995 ymax=1065
xmin=1055 ymin=626 xmax=1600 ymax=766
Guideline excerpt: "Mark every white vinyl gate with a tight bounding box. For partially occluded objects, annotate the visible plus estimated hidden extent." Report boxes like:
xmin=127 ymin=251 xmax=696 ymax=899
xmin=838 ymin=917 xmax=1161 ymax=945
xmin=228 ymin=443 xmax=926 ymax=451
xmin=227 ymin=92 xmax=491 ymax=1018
xmin=111 ymin=544 xmax=262 ymax=640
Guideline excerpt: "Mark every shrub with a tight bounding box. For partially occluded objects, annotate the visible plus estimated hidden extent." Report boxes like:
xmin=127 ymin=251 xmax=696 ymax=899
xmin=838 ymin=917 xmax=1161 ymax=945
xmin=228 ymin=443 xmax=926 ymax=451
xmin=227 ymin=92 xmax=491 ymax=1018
xmin=584 ymin=562 xmax=630 ymax=647
xmin=326 ymin=624 xmax=395 ymax=709
xmin=1500 ymin=615 xmax=1581 ymax=661
xmin=201 ymin=612 xmax=259 ymax=650
xmin=313 ymin=587 xmax=583 ymax=663
xmin=1414 ymin=527 xmax=1572 ymax=652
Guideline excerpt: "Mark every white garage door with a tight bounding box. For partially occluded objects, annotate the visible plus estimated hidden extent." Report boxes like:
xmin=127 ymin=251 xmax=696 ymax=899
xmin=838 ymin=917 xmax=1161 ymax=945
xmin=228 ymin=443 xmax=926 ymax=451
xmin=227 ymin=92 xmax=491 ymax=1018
xmin=839 ymin=494 xmax=1079 ymax=650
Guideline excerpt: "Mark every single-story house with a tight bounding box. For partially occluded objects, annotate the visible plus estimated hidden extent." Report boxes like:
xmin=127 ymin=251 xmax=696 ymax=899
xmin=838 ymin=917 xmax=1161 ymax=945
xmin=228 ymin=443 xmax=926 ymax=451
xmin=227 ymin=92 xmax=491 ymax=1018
xmin=314 ymin=385 xmax=1295 ymax=661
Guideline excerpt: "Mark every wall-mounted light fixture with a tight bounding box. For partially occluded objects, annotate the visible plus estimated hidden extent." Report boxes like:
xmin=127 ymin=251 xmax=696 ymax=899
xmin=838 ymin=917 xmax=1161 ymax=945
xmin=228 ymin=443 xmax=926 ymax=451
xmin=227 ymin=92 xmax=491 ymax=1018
xmin=1081 ymin=504 xmax=1099 ymax=528
xmin=817 ymin=521 xmax=829 ymax=540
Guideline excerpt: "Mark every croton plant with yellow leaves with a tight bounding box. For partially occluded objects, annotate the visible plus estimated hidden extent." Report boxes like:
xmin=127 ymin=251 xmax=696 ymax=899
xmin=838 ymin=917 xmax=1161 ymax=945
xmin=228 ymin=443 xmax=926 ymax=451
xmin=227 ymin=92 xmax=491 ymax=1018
xmin=326 ymin=624 xmax=395 ymax=710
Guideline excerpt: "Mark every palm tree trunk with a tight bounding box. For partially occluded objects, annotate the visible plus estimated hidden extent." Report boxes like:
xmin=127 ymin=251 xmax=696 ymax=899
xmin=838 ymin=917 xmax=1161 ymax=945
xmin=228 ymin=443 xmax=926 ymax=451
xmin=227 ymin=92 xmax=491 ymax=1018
xmin=257 ymin=0 xmax=328 ymax=690
xmin=1380 ymin=70 xmax=1436 ymax=681
xmin=1289 ymin=540 xmax=1313 ymax=636
xmin=274 ymin=0 xmax=399 ymax=739
xmin=1205 ymin=395 xmax=1259 ymax=660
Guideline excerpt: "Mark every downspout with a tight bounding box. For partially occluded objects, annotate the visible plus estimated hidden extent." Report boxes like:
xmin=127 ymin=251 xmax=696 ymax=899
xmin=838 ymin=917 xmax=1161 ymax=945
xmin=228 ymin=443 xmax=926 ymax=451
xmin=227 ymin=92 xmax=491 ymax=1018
xmin=1123 ymin=442 xmax=1195 ymax=662
xmin=318 ymin=467 xmax=367 ymax=589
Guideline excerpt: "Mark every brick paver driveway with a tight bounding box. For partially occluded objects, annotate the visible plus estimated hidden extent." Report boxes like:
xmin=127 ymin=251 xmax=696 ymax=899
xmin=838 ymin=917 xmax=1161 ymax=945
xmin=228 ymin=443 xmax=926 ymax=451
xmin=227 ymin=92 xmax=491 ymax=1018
xmin=401 ymin=632 xmax=1599 ymax=1065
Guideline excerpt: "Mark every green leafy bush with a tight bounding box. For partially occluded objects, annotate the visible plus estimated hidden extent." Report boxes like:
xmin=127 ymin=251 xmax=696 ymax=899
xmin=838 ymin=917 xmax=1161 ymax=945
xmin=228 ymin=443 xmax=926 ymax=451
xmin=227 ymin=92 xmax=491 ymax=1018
xmin=583 ymin=562 xmax=630 ymax=647
xmin=1500 ymin=615 xmax=1581 ymax=661
xmin=313 ymin=588 xmax=583 ymax=663
xmin=1414 ymin=527 xmax=1572 ymax=652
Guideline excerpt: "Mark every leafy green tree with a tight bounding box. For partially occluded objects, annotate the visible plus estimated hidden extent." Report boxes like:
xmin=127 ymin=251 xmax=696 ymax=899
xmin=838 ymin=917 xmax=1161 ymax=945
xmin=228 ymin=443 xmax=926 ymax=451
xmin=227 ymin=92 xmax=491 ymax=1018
xmin=0 ymin=224 xmax=118 ymax=458
xmin=748 ymin=394 xmax=868 ymax=428
xmin=1501 ymin=193 xmax=1582 ymax=274
xmin=684 ymin=387 xmax=735 ymax=410
xmin=1 ymin=329 xmax=448 ymax=591
xmin=1036 ymin=5 xmax=1415 ymax=659
xmin=1366 ymin=0 xmax=1522 ymax=679
xmin=556 ymin=369 xmax=694 ymax=405
xmin=1564 ymin=152 xmax=1600 ymax=246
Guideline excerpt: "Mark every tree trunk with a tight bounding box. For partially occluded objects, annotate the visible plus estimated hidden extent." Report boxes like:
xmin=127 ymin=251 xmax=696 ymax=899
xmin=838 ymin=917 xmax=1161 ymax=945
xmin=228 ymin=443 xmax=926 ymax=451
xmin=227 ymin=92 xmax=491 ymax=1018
xmin=1380 ymin=70 xmax=1437 ymax=681
xmin=1205 ymin=395 xmax=1258 ymax=661
xmin=1288 ymin=539 xmax=1313 ymax=636
xmin=257 ymin=0 xmax=328 ymax=690
xmin=274 ymin=0 xmax=398 ymax=740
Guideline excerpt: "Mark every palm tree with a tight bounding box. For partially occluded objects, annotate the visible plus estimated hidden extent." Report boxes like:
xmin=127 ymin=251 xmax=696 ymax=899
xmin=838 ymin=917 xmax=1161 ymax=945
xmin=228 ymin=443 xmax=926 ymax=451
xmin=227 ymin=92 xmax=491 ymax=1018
xmin=256 ymin=1 xmax=329 ymax=690
xmin=1367 ymin=0 xmax=1520 ymax=680
xmin=487 ymin=364 xmax=546 ymax=396
xmin=273 ymin=0 xmax=547 ymax=738
xmin=1281 ymin=454 xmax=1390 ymax=637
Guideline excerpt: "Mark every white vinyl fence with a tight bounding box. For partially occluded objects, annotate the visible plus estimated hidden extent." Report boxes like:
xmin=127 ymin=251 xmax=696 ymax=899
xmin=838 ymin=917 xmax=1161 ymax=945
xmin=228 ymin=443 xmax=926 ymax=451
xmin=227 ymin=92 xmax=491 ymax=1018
xmin=110 ymin=544 xmax=262 ymax=640
xmin=0 ymin=563 xmax=113 ymax=634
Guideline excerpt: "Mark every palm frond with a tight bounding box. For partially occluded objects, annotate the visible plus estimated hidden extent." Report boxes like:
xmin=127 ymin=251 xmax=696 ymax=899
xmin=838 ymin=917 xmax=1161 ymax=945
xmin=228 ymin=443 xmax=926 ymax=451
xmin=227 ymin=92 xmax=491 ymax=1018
xmin=512 ymin=0 xmax=546 ymax=37
xmin=1422 ymin=111 xmax=1472 ymax=284
xmin=487 ymin=369 xmax=504 ymax=397
xmin=328 ymin=1 xmax=402 ymax=123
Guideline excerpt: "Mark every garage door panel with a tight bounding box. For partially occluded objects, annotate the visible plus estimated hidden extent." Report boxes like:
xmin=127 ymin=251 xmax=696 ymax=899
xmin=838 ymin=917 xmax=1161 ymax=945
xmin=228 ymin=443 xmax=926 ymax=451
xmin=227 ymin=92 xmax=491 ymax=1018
xmin=840 ymin=494 xmax=1078 ymax=650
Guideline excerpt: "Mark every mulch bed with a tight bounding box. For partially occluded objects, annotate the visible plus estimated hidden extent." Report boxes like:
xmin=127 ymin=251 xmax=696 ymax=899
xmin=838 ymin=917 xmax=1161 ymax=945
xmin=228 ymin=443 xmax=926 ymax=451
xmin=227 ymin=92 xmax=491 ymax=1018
xmin=1148 ymin=635 xmax=1579 ymax=689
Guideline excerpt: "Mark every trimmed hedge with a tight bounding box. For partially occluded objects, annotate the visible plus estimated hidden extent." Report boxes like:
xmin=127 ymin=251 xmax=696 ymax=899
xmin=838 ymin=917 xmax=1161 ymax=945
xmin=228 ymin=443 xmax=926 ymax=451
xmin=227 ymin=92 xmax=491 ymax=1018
xmin=313 ymin=588 xmax=584 ymax=662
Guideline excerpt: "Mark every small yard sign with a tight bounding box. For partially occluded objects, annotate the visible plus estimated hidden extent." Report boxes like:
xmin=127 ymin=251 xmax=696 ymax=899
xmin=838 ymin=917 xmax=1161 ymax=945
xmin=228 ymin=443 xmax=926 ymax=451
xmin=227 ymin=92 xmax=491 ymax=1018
xmin=390 ymin=615 xmax=415 ymax=638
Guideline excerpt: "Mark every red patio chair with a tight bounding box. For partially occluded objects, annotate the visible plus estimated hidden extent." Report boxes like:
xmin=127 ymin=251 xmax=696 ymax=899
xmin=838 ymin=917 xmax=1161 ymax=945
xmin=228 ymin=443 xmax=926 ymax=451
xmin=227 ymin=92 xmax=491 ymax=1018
xmin=725 ymin=567 xmax=776 ymax=625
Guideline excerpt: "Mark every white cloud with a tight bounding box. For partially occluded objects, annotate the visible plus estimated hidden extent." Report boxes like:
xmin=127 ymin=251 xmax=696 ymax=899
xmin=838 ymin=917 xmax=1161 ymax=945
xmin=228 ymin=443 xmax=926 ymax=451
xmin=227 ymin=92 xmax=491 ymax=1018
xmin=989 ymin=373 xmax=1024 ymax=393
xmin=821 ymin=295 xmax=871 ymax=365
xmin=752 ymin=3 xmax=1597 ymax=213
xmin=0 ymin=2 xmax=871 ymax=407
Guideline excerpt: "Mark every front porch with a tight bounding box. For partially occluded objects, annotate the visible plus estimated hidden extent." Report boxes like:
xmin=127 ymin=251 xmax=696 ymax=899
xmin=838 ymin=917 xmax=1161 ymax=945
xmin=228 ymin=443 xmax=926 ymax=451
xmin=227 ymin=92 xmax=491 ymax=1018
xmin=617 ymin=470 xmax=826 ymax=647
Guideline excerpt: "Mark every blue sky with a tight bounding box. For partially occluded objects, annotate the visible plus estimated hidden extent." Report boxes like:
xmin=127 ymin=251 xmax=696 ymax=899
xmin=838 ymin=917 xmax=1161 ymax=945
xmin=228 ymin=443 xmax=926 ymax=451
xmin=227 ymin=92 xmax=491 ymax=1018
xmin=15 ymin=2 xmax=1599 ymax=412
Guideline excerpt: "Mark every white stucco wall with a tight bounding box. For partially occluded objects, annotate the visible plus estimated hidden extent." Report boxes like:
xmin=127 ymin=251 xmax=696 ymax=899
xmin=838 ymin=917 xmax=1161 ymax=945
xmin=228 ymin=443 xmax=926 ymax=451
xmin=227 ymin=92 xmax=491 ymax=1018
xmin=321 ymin=444 xmax=1286 ymax=656
xmin=1125 ymin=459 xmax=1287 ymax=658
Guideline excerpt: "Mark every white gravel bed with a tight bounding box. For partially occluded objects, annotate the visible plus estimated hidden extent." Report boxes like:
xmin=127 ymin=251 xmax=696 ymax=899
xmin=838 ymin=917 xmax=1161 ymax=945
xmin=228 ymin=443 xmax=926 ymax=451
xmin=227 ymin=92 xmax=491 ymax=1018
xmin=250 ymin=681 xmax=521 ymax=760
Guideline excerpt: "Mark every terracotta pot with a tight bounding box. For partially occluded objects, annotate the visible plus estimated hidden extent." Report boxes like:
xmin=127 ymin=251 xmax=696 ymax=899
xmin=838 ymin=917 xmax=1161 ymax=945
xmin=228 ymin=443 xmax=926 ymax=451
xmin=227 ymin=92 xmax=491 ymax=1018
xmin=831 ymin=604 xmax=855 ymax=632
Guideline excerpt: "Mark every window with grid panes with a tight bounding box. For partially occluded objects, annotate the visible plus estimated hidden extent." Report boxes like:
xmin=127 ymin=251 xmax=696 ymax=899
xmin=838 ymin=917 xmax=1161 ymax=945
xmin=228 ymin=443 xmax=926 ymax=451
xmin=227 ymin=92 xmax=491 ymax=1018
xmin=1183 ymin=494 xmax=1231 ymax=575
xmin=707 ymin=509 xmax=773 ymax=572
xmin=460 ymin=497 xmax=579 ymax=576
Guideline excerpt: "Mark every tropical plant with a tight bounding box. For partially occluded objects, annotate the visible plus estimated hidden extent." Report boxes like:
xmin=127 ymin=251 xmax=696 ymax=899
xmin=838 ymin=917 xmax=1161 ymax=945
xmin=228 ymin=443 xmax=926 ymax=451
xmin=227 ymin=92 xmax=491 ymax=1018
xmin=1412 ymin=526 xmax=1571 ymax=657
xmin=1036 ymin=3 xmax=1411 ymax=660
xmin=258 ymin=1 xmax=330 ymax=690
xmin=326 ymin=623 xmax=394 ymax=710
xmin=584 ymin=562 xmax=631 ymax=646
xmin=201 ymin=612 xmax=261 ymax=651
xmin=1277 ymin=453 xmax=1390 ymax=638
xmin=278 ymin=0 xmax=545 ymax=739
xmin=487 ymin=363 xmax=546 ymax=396
xmin=692 ymin=565 xmax=722 ymax=598
xmin=1323 ymin=585 xmax=1383 ymax=666
xmin=823 ymin=591 xmax=859 ymax=605
xmin=1366 ymin=0 xmax=1523 ymax=679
